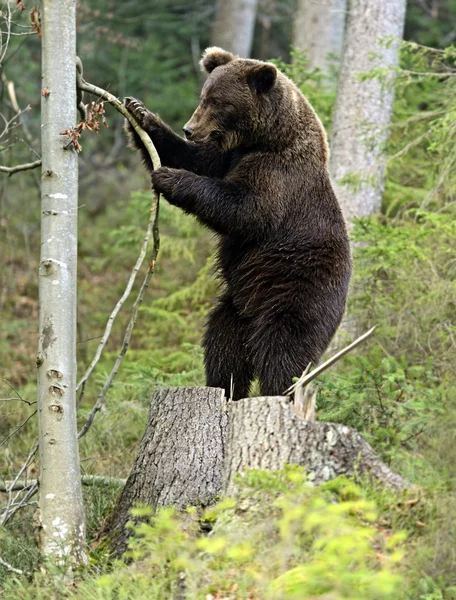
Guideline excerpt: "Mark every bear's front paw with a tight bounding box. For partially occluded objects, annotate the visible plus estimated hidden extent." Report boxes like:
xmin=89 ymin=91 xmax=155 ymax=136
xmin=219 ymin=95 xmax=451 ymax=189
xmin=124 ymin=97 xmax=157 ymax=130
xmin=152 ymin=167 xmax=184 ymax=201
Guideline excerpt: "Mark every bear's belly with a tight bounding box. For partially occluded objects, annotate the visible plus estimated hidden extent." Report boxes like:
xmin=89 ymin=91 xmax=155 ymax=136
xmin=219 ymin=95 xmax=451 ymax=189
xmin=219 ymin=240 xmax=350 ymax=324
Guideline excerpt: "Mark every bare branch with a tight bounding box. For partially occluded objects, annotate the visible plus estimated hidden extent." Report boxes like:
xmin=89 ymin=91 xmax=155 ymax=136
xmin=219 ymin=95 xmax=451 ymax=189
xmin=3 ymin=75 xmax=37 ymax=149
xmin=0 ymin=556 xmax=26 ymax=576
xmin=0 ymin=105 xmax=31 ymax=140
xmin=76 ymin=74 xmax=161 ymax=169
xmin=284 ymin=326 xmax=378 ymax=395
xmin=0 ymin=159 xmax=41 ymax=175
xmin=76 ymin=187 xmax=159 ymax=395
xmin=0 ymin=3 xmax=12 ymax=66
xmin=0 ymin=444 xmax=38 ymax=526
xmin=1 ymin=379 xmax=35 ymax=405
xmin=78 ymin=206 xmax=160 ymax=439
xmin=399 ymin=68 xmax=455 ymax=79
xmin=0 ymin=410 xmax=37 ymax=447
xmin=75 ymin=72 xmax=161 ymax=432
xmin=0 ymin=475 xmax=126 ymax=492
xmin=1 ymin=482 xmax=38 ymax=526
xmin=9 ymin=31 xmax=37 ymax=36
xmin=0 ymin=480 xmax=35 ymax=492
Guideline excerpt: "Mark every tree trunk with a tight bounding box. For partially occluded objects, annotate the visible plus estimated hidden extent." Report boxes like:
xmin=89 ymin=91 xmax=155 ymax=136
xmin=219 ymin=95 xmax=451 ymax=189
xmin=107 ymin=388 xmax=410 ymax=556
xmin=329 ymin=0 xmax=406 ymax=225
xmin=292 ymin=0 xmax=347 ymax=71
xmin=211 ymin=0 xmax=259 ymax=58
xmin=108 ymin=387 xmax=227 ymax=556
xmin=37 ymin=0 xmax=86 ymax=564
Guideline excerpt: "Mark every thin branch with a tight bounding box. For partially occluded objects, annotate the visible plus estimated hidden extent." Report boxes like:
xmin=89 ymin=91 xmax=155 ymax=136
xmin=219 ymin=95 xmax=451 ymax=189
xmin=420 ymin=145 xmax=456 ymax=209
xmin=75 ymin=75 xmax=161 ymax=397
xmin=0 ymin=105 xmax=30 ymax=140
xmin=284 ymin=326 xmax=378 ymax=395
xmin=0 ymin=397 xmax=36 ymax=405
xmin=76 ymin=75 xmax=160 ymax=168
xmin=0 ymin=410 xmax=37 ymax=447
xmin=78 ymin=202 xmax=160 ymax=439
xmin=0 ymin=159 xmax=41 ymax=175
xmin=9 ymin=31 xmax=37 ymax=36
xmin=3 ymin=75 xmax=37 ymax=149
xmin=0 ymin=480 xmax=35 ymax=492
xmin=386 ymin=131 xmax=431 ymax=163
xmin=0 ymin=556 xmax=26 ymax=576
xmin=0 ymin=475 xmax=126 ymax=492
xmin=390 ymin=109 xmax=448 ymax=129
xmin=0 ymin=444 xmax=38 ymax=526
xmin=1 ymin=482 xmax=38 ymax=526
xmin=1 ymin=379 xmax=35 ymax=405
xmin=399 ymin=69 xmax=455 ymax=79
xmin=9 ymin=444 xmax=38 ymax=491
xmin=75 ymin=72 xmax=161 ymax=436
xmin=0 ymin=2 xmax=12 ymax=66
xmin=76 ymin=187 xmax=158 ymax=395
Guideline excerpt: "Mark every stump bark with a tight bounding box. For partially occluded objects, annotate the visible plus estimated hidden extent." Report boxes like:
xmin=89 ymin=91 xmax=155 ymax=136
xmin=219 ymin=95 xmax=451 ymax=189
xmin=224 ymin=396 xmax=409 ymax=493
xmin=107 ymin=387 xmax=227 ymax=555
xmin=107 ymin=387 xmax=410 ymax=555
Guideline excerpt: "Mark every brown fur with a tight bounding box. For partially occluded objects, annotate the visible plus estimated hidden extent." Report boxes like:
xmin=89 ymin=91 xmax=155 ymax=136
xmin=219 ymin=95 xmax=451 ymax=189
xmin=124 ymin=47 xmax=351 ymax=400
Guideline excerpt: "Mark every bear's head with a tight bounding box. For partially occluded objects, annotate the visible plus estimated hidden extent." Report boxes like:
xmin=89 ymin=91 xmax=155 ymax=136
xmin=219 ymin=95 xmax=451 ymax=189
xmin=183 ymin=47 xmax=328 ymax=163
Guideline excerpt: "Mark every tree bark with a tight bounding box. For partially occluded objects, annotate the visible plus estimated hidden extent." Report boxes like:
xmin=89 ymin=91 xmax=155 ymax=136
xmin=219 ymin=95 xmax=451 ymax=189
xmin=211 ymin=0 xmax=259 ymax=58
xmin=292 ymin=0 xmax=347 ymax=71
xmin=224 ymin=396 xmax=410 ymax=493
xmin=37 ymin=0 xmax=86 ymax=564
xmin=107 ymin=388 xmax=410 ymax=555
xmin=108 ymin=387 xmax=227 ymax=556
xmin=329 ymin=0 xmax=406 ymax=225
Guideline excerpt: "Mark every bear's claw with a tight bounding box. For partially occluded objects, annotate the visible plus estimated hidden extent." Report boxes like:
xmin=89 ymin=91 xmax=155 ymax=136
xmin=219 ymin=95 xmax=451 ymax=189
xmin=124 ymin=97 xmax=150 ymax=126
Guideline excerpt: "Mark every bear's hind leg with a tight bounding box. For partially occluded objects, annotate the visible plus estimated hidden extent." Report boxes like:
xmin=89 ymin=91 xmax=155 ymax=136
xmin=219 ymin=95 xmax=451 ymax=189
xmin=203 ymin=294 xmax=253 ymax=401
xmin=250 ymin=313 xmax=321 ymax=397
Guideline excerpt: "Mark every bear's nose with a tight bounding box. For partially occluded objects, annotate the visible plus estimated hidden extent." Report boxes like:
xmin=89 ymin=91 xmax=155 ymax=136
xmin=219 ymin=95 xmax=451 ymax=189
xmin=183 ymin=125 xmax=193 ymax=140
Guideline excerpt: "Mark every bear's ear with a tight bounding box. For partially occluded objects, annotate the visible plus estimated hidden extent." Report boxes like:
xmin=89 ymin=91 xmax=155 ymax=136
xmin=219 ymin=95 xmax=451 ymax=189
xmin=248 ymin=63 xmax=277 ymax=94
xmin=200 ymin=47 xmax=235 ymax=74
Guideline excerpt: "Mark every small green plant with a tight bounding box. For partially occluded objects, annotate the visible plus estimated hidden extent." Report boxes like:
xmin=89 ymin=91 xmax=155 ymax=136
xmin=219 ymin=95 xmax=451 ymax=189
xmin=65 ymin=468 xmax=406 ymax=599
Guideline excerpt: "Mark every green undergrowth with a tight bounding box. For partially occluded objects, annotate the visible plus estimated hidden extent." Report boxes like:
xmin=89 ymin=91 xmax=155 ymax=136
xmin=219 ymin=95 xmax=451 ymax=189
xmin=1 ymin=467 xmax=430 ymax=599
xmin=319 ymin=209 xmax=456 ymax=477
xmin=2 ymin=467 xmax=454 ymax=599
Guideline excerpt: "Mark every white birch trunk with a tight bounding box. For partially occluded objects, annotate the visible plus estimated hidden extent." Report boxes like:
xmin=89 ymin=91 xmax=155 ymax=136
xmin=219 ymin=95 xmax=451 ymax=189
xmin=292 ymin=0 xmax=347 ymax=71
xmin=329 ymin=0 xmax=406 ymax=225
xmin=37 ymin=0 xmax=86 ymax=564
xmin=211 ymin=0 xmax=259 ymax=58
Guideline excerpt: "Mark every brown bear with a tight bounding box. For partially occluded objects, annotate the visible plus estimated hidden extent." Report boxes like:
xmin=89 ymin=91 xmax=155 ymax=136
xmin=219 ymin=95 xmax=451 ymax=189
xmin=124 ymin=47 xmax=351 ymax=401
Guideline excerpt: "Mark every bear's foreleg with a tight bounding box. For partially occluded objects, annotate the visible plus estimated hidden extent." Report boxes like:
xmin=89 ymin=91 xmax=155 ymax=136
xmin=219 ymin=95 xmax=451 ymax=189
xmin=203 ymin=294 xmax=254 ymax=401
xmin=152 ymin=167 xmax=277 ymax=238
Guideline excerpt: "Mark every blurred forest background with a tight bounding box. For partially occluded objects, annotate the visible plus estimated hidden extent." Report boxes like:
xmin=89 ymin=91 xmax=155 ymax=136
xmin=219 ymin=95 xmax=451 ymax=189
xmin=1 ymin=0 xmax=456 ymax=598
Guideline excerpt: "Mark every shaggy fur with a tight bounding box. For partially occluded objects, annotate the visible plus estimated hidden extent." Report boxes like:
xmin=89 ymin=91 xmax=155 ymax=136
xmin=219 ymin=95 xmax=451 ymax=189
xmin=124 ymin=47 xmax=352 ymax=400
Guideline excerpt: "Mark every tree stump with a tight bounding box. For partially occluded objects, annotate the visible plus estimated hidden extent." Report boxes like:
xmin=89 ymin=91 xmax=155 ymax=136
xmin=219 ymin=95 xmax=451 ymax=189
xmin=224 ymin=396 xmax=410 ymax=493
xmin=107 ymin=387 xmax=410 ymax=555
xmin=107 ymin=387 xmax=227 ymax=555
